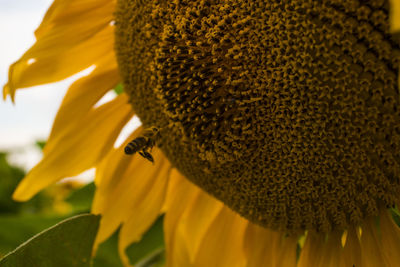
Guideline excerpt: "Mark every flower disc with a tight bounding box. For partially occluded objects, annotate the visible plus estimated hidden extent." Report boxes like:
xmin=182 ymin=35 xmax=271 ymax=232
xmin=116 ymin=0 xmax=400 ymax=232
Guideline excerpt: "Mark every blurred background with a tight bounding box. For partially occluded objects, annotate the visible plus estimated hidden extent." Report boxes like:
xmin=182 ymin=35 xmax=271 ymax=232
xmin=1 ymin=0 xmax=61 ymax=170
xmin=0 ymin=1 xmax=157 ymax=266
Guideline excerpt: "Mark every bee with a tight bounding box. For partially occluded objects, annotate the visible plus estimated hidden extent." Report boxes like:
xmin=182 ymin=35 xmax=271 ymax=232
xmin=125 ymin=127 xmax=160 ymax=163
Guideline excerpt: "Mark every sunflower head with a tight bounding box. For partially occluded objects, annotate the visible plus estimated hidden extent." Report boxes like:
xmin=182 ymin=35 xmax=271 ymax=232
xmin=3 ymin=0 xmax=400 ymax=266
xmin=116 ymin=0 xmax=400 ymax=233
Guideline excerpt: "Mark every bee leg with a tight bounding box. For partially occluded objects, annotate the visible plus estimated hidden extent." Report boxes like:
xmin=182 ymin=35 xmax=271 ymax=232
xmin=139 ymin=150 xmax=154 ymax=163
xmin=138 ymin=151 xmax=145 ymax=158
xmin=143 ymin=152 xmax=155 ymax=163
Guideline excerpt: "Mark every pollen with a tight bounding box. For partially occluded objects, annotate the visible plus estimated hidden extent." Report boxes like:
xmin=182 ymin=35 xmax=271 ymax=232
xmin=116 ymin=0 xmax=400 ymax=232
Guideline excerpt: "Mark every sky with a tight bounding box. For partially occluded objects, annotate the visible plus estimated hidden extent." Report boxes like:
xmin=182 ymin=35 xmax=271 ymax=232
xmin=0 ymin=0 xmax=59 ymax=150
xmin=0 ymin=0 xmax=62 ymax=170
xmin=0 ymin=0 xmax=140 ymax=172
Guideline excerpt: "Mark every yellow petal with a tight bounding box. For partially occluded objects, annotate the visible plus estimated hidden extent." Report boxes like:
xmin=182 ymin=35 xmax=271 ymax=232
xmin=91 ymin=130 xmax=172 ymax=266
xmin=13 ymin=94 xmax=133 ymax=201
xmin=244 ymin=223 xmax=297 ymax=267
xmin=275 ymin=235 xmax=299 ymax=267
xmin=357 ymin=212 xmax=400 ymax=267
xmin=390 ymin=0 xmax=400 ymax=32
xmin=35 ymin=0 xmax=115 ymax=39
xmin=192 ymin=206 xmax=248 ymax=267
xmin=360 ymin=217 xmax=387 ymax=267
xmin=93 ymin=143 xmax=170 ymax=252
xmin=4 ymin=0 xmax=115 ymax=100
xmin=164 ymin=181 xmax=224 ymax=266
xmin=379 ymin=210 xmax=400 ymax=266
xmin=3 ymin=0 xmax=116 ymax=101
xmin=298 ymin=231 xmax=344 ymax=267
xmin=179 ymin=189 xmax=224 ymax=263
xmin=118 ymin=159 xmax=171 ymax=267
xmin=163 ymin=170 xmax=201 ymax=267
xmin=4 ymin=25 xmax=115 ymax=101
xmin=342 ymin=227 xmax=362 ymax=267
xmin=45 ymin=57 xmax=119 ymax=147
xmin=92 ymin=128 xmax=142 ymax=209
xmin=92 ymin=129 xmax=144 ymax=203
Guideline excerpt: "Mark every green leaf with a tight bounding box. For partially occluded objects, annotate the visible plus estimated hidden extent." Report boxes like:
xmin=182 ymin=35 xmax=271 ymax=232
xmin=114 ymin=84 xmax=124 ymax=95
xmin=0 ymin=214 xmax=100 ymax=267
xmin=93 ymin=216 xmax=166 ymax=267
xmin=92 ymin=230 xmax=123 ymax=267
xmin=0 ymin=215 xmax=66 ymax=257
xmin=126 ymin=216 xmax=165 ymax=266
xmin=65 ymin=182 xmax=95 ymax=213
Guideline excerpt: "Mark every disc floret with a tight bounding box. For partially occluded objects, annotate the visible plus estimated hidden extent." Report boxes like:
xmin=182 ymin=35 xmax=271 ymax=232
xmin=116 ymin=0 xmax=400 ymax=232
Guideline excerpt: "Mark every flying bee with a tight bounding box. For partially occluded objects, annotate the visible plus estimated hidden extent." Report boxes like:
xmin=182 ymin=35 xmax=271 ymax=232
xmin=125 ymin=127 xmax=160 ymax=163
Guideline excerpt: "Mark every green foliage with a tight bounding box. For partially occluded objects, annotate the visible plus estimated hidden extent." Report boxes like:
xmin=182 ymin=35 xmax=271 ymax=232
xmin=135 ymin=248 xmax=165 ymax=267
xmin=0 ymin=214 xmax=100 ymax=267
xmin=92 ymin=217 xmax=166 ymax=267
xmin=127 ymin=216 xmax=165 ymax=266
xmin=35 ymin=141 xmax=46 ymax=150
xmin=65 ymin=182 xmax=95 ymax=213
xmin=0 ymin=151 xmax=63 ymax=216
xmin=0 ymin=215 xmax=65 ymax=258
xmin=0 ymin=148 xmax=166 ymax=266
xmin=0 ymin=152 xmax=65 ymax=258
xmin=114 ymin=84 xmax=124 ymax=95
xmin=0 ymin=153 xmax=25 ymax=213
xmin=92 ymin=231 xmax=123 ymax=267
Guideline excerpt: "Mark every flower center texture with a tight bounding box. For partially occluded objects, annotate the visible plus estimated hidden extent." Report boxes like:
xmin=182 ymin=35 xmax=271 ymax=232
xmin=116 ymin=0 xmax=400 ymax=232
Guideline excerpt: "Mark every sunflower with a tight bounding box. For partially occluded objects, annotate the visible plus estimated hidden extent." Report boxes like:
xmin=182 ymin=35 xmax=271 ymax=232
xmin=5 ymin=0 xmax=400 ymax=266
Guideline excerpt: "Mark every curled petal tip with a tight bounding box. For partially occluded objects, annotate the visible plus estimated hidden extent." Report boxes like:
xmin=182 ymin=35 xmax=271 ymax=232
xmin=2 ymin=84 xmax=15 ymax=103
xmin=11 ymin=172 xmax=41 ymax=202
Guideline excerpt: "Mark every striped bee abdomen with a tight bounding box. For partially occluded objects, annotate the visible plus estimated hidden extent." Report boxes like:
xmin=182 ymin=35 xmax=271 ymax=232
xmin=124 ymin=137 xmax=147 ymax=155
xmin=124 ymin=127 xmax=160 ymax=163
